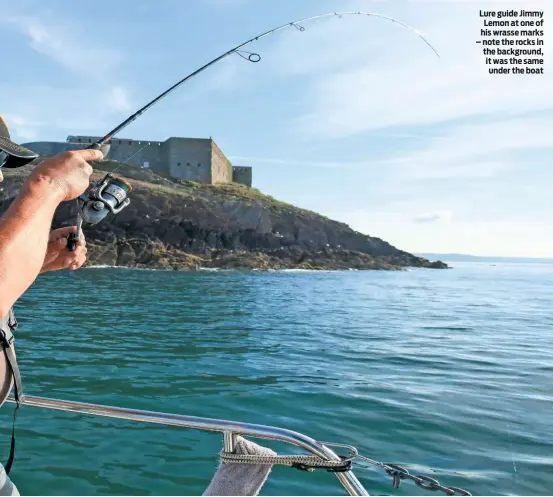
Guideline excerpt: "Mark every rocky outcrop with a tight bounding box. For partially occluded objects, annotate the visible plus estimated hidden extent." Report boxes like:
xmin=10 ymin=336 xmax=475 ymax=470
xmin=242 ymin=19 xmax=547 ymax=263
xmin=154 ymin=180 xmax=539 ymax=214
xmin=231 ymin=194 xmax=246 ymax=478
xmin=0 ymin=161 xmax=448 ymax=271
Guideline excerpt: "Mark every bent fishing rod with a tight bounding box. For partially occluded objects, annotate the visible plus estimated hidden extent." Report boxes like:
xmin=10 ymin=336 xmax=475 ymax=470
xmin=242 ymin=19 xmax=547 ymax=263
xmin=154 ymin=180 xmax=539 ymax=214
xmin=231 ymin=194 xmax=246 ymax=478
xmin=58 ymin=11 xmax=439 ymax=250
xmin=88 ymin=11 xmax=439 ymax=151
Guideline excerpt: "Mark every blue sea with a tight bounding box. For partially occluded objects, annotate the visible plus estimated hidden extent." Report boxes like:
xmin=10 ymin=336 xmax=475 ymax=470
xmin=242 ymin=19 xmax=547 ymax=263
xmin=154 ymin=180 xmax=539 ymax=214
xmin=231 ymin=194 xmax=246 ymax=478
xmin=2 ymin=261 xmax=552 ymax=495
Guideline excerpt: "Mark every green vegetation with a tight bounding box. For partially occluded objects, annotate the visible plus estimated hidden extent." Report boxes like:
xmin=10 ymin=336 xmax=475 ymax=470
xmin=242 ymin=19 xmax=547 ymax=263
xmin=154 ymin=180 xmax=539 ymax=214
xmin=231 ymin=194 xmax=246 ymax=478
xmin=202 ymin=183 xmax=292 ymax=209
xmin=183 ymin=180 xmax=201 ymax=188
xmin=93 ymin=161 xmax=172 ymax=186
xmin=6 ymin=157 xmax=329 ymax=222
xmin=146 ymin=185 xmax=190 ymax=198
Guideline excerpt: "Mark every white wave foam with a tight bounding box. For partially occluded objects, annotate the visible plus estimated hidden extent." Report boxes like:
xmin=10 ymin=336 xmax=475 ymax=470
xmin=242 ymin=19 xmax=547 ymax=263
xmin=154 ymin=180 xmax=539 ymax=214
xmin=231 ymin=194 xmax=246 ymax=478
xmin=84 ymin=265 xmax=366 ymax=273
xmin=280 ymin=269 xmax=335 ymax=273
xmin=84 ymin=265 xmax=161 ymax=271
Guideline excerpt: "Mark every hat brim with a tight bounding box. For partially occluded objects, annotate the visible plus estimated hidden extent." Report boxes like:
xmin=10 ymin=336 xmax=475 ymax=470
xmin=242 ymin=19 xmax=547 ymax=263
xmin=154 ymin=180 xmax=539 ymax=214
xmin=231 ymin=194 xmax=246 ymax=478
xmin=0 ymin=136 xmax=39 ymax=168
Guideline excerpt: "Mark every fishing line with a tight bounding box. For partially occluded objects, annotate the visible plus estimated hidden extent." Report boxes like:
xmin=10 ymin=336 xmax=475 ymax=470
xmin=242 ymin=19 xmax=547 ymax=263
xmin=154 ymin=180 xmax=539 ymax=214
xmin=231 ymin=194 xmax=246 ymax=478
xmin=109 ymin=143 xmax=152 ymax=176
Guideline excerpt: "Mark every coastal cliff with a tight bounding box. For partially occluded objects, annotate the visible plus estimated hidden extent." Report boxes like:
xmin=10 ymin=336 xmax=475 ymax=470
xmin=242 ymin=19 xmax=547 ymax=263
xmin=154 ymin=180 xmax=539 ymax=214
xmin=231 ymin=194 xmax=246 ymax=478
xmin=0 ymin=160 xmax=447 ymax=271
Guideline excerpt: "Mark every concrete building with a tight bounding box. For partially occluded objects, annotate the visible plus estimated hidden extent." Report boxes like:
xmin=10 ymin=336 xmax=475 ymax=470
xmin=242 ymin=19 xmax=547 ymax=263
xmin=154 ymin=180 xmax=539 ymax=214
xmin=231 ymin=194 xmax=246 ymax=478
xmin=232 ymin=166 xmax=253 ymax=188
xmin=22 ymin=135 xmax=252 ymax=187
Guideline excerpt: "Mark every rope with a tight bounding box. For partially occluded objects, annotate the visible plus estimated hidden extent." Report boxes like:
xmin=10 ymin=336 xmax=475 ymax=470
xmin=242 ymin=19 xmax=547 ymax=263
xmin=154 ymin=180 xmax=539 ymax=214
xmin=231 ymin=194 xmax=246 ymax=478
xmin=219 ymin=451 xmax=351 ymax=471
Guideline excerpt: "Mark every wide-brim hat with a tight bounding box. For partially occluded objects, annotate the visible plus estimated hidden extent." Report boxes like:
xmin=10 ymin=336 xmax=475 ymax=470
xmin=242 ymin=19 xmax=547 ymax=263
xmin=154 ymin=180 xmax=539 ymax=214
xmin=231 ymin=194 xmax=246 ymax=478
xmin=0 ymin=115 xmax=39 ymax=168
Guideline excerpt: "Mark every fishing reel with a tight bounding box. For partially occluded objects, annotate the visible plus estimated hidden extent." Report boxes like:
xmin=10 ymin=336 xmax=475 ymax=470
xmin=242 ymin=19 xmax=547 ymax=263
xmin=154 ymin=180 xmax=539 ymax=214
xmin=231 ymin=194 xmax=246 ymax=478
xmin=66 ymin=141 xmax=133 ymax=251
xmin=79 ymin=174 xmax=132 ymax=224
xmin=67 ymin=174 xmax=132 ymax=250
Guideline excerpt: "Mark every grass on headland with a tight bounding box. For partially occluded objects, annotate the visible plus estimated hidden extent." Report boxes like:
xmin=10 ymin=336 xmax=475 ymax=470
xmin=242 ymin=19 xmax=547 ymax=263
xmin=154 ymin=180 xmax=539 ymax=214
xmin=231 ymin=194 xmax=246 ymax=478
xmin=6 ymin=157 xmax=330 ymax=221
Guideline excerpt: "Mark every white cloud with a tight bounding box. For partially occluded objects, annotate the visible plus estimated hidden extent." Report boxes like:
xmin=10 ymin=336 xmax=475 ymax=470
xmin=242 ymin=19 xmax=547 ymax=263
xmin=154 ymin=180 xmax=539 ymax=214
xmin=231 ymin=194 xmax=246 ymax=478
xmin=0 ymin=84 xmax=134 ymax=142
xmin=386 ymin=115 xmax=553 ymax=180
xmin=173 ymin=7 xmax=444 ymax=106
xmin=413 ymin=210 xmax=453 ymax=223
xmin=3 ymin=115 xmax=41 ymax=141
xmin=105 ymin=87 xmax=133 ymax=113
xmin=278 ymin=1 xmax=553 ymax=138
xmin=4 ymin=15 xmax=123 ymax=79
xmin=0 ymin=11 xmax=133 ymax=141
xmin=327 ymin=209 xmax=553 ymax=257
xmin=178 ymin=56 xmax=247 ymax=103
xmin=295 ymin=50 xmax=551 ymax=139
xmin=228 ymin=155 xmax=375 ymax=169
xmin=232 ymin=113 xmax=552 ymax=181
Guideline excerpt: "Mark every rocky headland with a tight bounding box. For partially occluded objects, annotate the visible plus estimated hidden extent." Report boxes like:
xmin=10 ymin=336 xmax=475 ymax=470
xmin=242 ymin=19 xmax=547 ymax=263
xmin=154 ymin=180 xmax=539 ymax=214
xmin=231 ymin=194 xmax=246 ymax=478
xmin=0 ymin=160 xmax=448 ymax=271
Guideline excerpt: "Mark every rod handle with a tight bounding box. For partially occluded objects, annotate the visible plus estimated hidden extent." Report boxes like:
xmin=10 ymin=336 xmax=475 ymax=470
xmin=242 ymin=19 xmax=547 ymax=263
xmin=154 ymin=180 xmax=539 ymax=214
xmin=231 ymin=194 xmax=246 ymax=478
xmin=86 ymin=141 xmax=111 ymax=158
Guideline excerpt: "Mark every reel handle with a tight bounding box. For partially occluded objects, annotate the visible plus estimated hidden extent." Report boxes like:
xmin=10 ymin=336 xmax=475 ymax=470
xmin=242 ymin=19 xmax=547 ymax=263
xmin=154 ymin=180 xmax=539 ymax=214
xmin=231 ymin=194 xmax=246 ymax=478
xmin=67 ymin=233 xmax=78 ymax=252
xmin=67 ymin=211 xmax=82 ymax=253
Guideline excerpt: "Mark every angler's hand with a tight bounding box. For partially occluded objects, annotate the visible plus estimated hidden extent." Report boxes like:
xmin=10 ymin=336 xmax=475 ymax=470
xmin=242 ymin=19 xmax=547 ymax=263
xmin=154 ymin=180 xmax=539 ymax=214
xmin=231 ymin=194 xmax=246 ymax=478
xmin=40 ymin=226 xmax=88 ymax=273
xmin=27 ymin=149 xmax=103 ymax=202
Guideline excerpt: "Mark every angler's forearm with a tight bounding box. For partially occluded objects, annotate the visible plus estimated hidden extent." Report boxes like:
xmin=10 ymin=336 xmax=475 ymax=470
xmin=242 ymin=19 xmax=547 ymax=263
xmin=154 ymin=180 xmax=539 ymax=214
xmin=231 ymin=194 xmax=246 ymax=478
xmin=0 ymin=175 xmax=64 ymax=317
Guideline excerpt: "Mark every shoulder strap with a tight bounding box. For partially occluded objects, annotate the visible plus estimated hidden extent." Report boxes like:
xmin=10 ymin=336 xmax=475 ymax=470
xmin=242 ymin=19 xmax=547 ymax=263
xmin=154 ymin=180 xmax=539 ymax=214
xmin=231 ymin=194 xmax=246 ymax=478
xmin=0 ymin=308 xmax=24 ymax=475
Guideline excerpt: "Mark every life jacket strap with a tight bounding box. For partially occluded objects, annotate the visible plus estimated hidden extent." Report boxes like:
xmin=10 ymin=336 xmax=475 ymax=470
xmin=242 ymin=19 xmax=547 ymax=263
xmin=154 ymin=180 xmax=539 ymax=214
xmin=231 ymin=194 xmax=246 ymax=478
xmin=0 ymin=308 xmax=24 ymax=475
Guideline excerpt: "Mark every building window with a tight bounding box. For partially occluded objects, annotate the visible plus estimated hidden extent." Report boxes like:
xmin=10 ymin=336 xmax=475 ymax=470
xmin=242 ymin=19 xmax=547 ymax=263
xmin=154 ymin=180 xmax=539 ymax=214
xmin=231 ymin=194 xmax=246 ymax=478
xmin=177 ymin=162 xmax=181 ymax=167
xmin=186 ymin=162 xmax=191 ymax=167
xmin=197 ymin=163 xmax=201 ymax=167
xmin=128 ymin=141 xmax=132 ymax=145
xmin=118 ymin=140 xmax=122 ymax=145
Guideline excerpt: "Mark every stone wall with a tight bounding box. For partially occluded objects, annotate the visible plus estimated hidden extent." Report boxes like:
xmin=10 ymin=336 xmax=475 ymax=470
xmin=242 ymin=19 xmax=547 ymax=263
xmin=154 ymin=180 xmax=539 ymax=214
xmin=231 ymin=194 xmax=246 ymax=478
xmin=105 ymin=139 xmax=166 ymax=173
xmin=232 ymin=166 xmax=253 ymax=187
xmin=165 ymin=138 xmax=211 ymax=183
xmin=210 ymin=140 xmax=232 ymax=184
xmin=22 ymin=136 xmax=252 ymax=187
xmin=67 ymin=136 xmax=168 ymax=174
xmin=21 ymin=141 xmax=83 ymax=156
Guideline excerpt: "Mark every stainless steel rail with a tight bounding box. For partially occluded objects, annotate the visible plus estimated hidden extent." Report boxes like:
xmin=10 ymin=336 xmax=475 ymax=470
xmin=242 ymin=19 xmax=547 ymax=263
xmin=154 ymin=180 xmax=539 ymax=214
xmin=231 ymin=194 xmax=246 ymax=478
xmin=7 ymin=394 xmax=369 ymax=496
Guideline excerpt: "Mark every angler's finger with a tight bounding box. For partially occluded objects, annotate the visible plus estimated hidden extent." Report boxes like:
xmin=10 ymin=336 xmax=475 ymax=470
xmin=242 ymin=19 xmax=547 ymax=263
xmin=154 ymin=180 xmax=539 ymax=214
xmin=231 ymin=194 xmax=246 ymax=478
xmin=69 ymin=255 xmax=86 ymax=270
xmin=52 ymin=226 xmax=77 ymax=239
xmin=63 ymin=253 xmax=75 ymax=267
xmin=75 ymin=246 xmax=88 ymax=257
xmin=71 ymin=149 xmax=104 ymax=163
xmin=50 ymin=229 xmax=75 ymax=247
xmin=56 ymin=237 xmax=69 ymax=248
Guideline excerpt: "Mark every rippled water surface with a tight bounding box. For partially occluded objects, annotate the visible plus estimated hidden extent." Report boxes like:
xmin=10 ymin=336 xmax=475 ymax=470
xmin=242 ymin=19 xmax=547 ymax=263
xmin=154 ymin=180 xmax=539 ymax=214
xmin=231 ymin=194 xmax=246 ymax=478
xmin=2 ymin=262 xmax=552 ymax=495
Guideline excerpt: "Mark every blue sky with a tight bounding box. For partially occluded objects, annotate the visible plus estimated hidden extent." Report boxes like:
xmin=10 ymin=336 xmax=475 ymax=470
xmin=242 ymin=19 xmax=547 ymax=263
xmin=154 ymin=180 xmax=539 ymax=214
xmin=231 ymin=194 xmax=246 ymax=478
xmin=1 ymin=0 xmax=551 ymax=257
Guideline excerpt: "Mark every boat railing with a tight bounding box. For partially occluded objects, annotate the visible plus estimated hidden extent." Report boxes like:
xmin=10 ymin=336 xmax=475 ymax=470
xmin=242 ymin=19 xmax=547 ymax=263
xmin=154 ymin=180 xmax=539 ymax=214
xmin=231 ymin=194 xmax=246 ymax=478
xmin=7 ymin=394 xmax=369 ymax=496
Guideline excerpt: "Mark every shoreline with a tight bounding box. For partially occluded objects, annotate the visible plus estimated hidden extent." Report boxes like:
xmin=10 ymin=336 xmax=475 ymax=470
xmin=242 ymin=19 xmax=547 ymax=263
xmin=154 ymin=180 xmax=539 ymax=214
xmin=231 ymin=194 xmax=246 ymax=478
xmin=81 ymin=264 xmax=433 ymax=272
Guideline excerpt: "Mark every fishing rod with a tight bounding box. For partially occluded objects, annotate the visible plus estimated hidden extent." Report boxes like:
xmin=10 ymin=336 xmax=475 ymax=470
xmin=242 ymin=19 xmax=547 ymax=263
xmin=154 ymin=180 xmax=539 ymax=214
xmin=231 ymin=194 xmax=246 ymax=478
xmin=59 ymin=11 xmax=440 ymax=250
xmin=89 ymin=11 xmax=439 ymax=150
